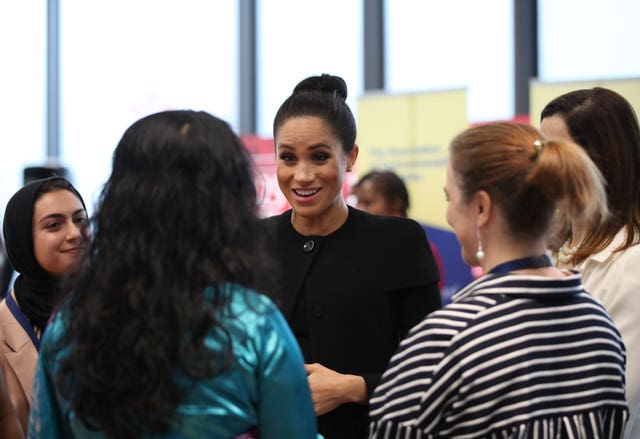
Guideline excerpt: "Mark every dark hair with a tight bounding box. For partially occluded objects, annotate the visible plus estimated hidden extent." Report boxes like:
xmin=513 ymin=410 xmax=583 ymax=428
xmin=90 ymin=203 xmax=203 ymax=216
xmin=541 ymin=87 xmax=640 ymax=262
xmin=353 ymin=170 xmax=410 ymax=216
xmin=273 ymin=74 xmax=357 ymax=153
xmin=55 ymin=110 xmax=273 ymax=438
xmin=450 ymin=122 xmax=607 ymax=241
xmin=34 ymin=177 xmax=86 ymax=210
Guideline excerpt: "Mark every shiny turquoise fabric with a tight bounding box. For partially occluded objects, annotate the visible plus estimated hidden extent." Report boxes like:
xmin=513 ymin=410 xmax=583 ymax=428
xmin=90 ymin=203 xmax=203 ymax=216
xmin=29 ymin=285 xmax=320 ymax=438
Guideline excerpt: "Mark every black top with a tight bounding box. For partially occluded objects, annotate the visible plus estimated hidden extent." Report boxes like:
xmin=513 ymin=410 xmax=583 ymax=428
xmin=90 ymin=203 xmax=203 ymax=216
xmin=264 ymin=207 xmax=442 ymax=438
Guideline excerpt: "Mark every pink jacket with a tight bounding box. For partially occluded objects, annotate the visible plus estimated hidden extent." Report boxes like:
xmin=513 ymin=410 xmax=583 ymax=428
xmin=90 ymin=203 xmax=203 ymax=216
xmin=0 ymin=291 xmax=38 ymax=432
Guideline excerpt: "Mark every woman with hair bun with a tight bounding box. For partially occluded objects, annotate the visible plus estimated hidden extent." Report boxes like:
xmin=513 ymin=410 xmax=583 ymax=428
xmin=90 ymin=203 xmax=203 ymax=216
xmin=265 ymin=74 xmax=442 ymax=438
xmin=369 ymin=122 xmax=628 ymax=438
xmin=29 ymin=110 xmax=319 ymax=438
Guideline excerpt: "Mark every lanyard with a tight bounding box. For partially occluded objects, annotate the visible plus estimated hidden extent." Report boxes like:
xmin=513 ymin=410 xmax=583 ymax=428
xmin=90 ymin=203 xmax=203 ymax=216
xmin=488 ymin=254 xmax=553 ymax=275
xmin=6 ymin=294 xmax=40 ymax=352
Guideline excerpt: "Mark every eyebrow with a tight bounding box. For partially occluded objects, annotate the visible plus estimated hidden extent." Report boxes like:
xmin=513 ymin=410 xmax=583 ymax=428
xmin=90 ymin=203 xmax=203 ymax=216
xmin=277 ymin=143 xmax=332 ymax=150
xmin=37 ymin=208 xmax=86 ymax=224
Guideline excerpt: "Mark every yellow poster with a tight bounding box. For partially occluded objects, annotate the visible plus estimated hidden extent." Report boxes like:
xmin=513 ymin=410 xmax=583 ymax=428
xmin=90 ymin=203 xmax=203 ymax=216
xmin=357 ymin=89 xmax=467 ymax=229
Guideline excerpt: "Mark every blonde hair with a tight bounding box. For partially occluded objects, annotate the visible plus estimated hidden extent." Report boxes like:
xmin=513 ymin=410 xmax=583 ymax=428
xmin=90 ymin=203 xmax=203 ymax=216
xmin=450 ymin=122 xmax=607 ymax=240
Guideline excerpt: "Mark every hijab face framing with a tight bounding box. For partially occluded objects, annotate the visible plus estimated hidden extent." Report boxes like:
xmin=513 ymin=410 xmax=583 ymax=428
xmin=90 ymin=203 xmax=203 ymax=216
xmin=32 ymin=189 xmax=88 ymax=278
xmin=2 ymin=177 xmax=86 ymax=331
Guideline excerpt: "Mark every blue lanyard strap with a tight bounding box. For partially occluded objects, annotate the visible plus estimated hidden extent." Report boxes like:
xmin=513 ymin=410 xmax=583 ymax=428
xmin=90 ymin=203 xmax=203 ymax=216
xmin=6 ymin=294 xmax=41 ymax=352
xmin=488 ymin=254 xmax=553 ymax=275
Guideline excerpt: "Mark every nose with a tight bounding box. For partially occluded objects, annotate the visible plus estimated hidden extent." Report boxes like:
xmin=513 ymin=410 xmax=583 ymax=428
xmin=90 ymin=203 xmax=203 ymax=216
xmin=66 ymin=221 xmax=83 ymax=242
xmin=294 ymin=162 xmax=314 ymax=184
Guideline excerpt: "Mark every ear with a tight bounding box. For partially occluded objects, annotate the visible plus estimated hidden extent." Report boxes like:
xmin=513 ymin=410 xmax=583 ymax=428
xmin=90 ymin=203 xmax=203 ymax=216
xmin=346 ymin=145 xmax=359 ymax=172
xmin=474 ymin=190 xmax=492 ymax=228
xmin=389 ymin=198 xmax=404 ymax=217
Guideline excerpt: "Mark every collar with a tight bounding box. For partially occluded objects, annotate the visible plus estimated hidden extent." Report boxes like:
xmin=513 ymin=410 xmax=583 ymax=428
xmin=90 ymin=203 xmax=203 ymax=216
xmin=452 ymin=271 xmax=584 ymax=302
xmin=577 ymin=228 xmax=629 ymax=268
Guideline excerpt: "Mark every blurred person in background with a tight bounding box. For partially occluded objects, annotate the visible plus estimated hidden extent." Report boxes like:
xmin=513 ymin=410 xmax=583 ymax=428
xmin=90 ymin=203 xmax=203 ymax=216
xmin=352 ymin=170 xmax=444 ymax=290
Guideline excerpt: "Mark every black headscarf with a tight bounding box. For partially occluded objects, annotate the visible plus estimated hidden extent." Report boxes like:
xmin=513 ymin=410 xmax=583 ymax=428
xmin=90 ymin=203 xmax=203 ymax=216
xmin=2 ymin=176 xmax=86 ymax=331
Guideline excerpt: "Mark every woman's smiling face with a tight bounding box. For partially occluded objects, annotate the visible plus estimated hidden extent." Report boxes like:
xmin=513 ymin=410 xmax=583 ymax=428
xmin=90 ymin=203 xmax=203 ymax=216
xmin=275 ymin=116 xmax=357 ymax=225
xmin=32 ymin=189 xmax=89 ymax=278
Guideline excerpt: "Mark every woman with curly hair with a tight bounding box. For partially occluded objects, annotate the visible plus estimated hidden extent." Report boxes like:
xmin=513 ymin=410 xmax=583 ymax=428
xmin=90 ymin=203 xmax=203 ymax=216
xmin=28 ymin=110 xmax=319 ymax=438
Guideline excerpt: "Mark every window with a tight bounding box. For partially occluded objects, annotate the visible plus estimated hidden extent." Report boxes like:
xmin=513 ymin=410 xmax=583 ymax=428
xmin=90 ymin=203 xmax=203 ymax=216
xmin=538 ymin=0 xmax=640 ymax=82
xmin=0 ymin=1 xmax=47 ymax=212
xmin=384 ymin=0 xmax=514 ymax=122
xmin=59 ymin=1 xmax=239 ymax=211
xmin=256 ymin=0 xmax=363 ymax=137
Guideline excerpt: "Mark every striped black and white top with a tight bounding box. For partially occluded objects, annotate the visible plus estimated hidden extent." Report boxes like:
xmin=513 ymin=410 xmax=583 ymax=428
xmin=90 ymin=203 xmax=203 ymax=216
xmin=369 ymin=272 xmax=628 ymax=438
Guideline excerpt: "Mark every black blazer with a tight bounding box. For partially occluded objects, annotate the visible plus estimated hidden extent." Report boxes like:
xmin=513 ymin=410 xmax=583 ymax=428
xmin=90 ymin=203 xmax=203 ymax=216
xmin=264 ymin=207 xmax=442 ymax=439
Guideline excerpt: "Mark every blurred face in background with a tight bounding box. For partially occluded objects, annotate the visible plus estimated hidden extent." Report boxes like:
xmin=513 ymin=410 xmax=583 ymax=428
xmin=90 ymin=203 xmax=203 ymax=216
xmin=354 ymin=180 xmax=397 ymax=216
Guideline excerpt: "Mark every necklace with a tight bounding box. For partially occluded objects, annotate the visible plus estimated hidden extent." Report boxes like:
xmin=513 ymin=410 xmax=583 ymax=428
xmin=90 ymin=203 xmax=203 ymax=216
xmin=557 ymin=238 xmax=580 ymax=264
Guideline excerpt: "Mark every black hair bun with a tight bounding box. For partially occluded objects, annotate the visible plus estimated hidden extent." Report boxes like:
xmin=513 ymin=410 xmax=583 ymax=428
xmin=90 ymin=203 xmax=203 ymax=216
xmin=293 ymin=74 xmax=347 ymax=101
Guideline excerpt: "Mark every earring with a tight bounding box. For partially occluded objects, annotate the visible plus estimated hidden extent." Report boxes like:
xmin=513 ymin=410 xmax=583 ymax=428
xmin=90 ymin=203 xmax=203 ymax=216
xmin=475 ymin=229 xmax=485 ymax=263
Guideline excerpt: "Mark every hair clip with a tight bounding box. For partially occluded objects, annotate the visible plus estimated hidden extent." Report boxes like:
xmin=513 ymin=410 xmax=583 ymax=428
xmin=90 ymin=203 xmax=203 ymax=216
xmin=533 ymin=139 xmax=544 ymax=156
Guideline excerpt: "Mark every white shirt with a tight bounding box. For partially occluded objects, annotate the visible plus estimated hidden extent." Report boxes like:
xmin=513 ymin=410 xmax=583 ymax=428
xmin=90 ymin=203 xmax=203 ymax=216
xmin=579 ymin=228 xmax=640 ymax=439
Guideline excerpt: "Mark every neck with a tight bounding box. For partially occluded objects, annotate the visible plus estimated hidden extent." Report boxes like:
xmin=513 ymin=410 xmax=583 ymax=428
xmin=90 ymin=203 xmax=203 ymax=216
xmin=291 ymin=201 xmax=349 ymax=236
xmin=569 ymin=221 xmax=587 ymax=248
xmin=481 ymin=237 xmax=550 ymax=275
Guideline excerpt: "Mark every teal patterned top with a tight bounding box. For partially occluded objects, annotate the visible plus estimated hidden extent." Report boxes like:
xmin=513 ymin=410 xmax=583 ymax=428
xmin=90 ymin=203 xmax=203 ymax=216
xmin=29 ymin=284 xmax=319 ymax=438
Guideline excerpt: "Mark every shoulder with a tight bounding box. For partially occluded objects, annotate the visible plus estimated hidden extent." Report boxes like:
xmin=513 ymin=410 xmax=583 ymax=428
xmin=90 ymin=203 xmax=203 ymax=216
xmin=262 ymin=211 xmax=295 ymax=248
xmin=346 ymin=207 xmax=427 ymax=243
xmin=404 ymin=295 xmax=495 ymax=342
xmin=0 ymin=298 xmax=13 ymax=328
xmin=220 ymin=285 xmax=299 ymax=354
xmin=37 ymin=311 xmax=67 ymax=363
xmin=349 ymin=207 xmax=422 ymax=230
xmin=582 ymin=229 xmax=640 ymax=266
xmin=262 ymin=210 xmax=292 ymax=230
xmin=42 ymin=311 xmax=66 ymax=345
xmin=0 ymin=298 xmax=31 ymax=353
xmin=226 ymin=285 xmax=276 ymax=315
xmin=610 ymin=241 xmax=640 ymax=268
xmin=580 ymin=238 xmax=640 ymax=293
xmin=222 ymin=285 xmax=285 ymax=333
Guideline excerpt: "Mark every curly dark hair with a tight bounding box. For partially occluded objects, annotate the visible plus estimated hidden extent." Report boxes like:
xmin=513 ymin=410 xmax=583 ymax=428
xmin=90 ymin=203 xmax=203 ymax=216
xmin=54 ymin=110 xmax=274 ymax=438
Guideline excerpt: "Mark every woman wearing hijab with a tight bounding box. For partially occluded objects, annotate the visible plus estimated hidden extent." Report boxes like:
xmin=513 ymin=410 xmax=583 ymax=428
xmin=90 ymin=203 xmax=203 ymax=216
xmin=0 ymin=176 xmax=88 ymax=431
